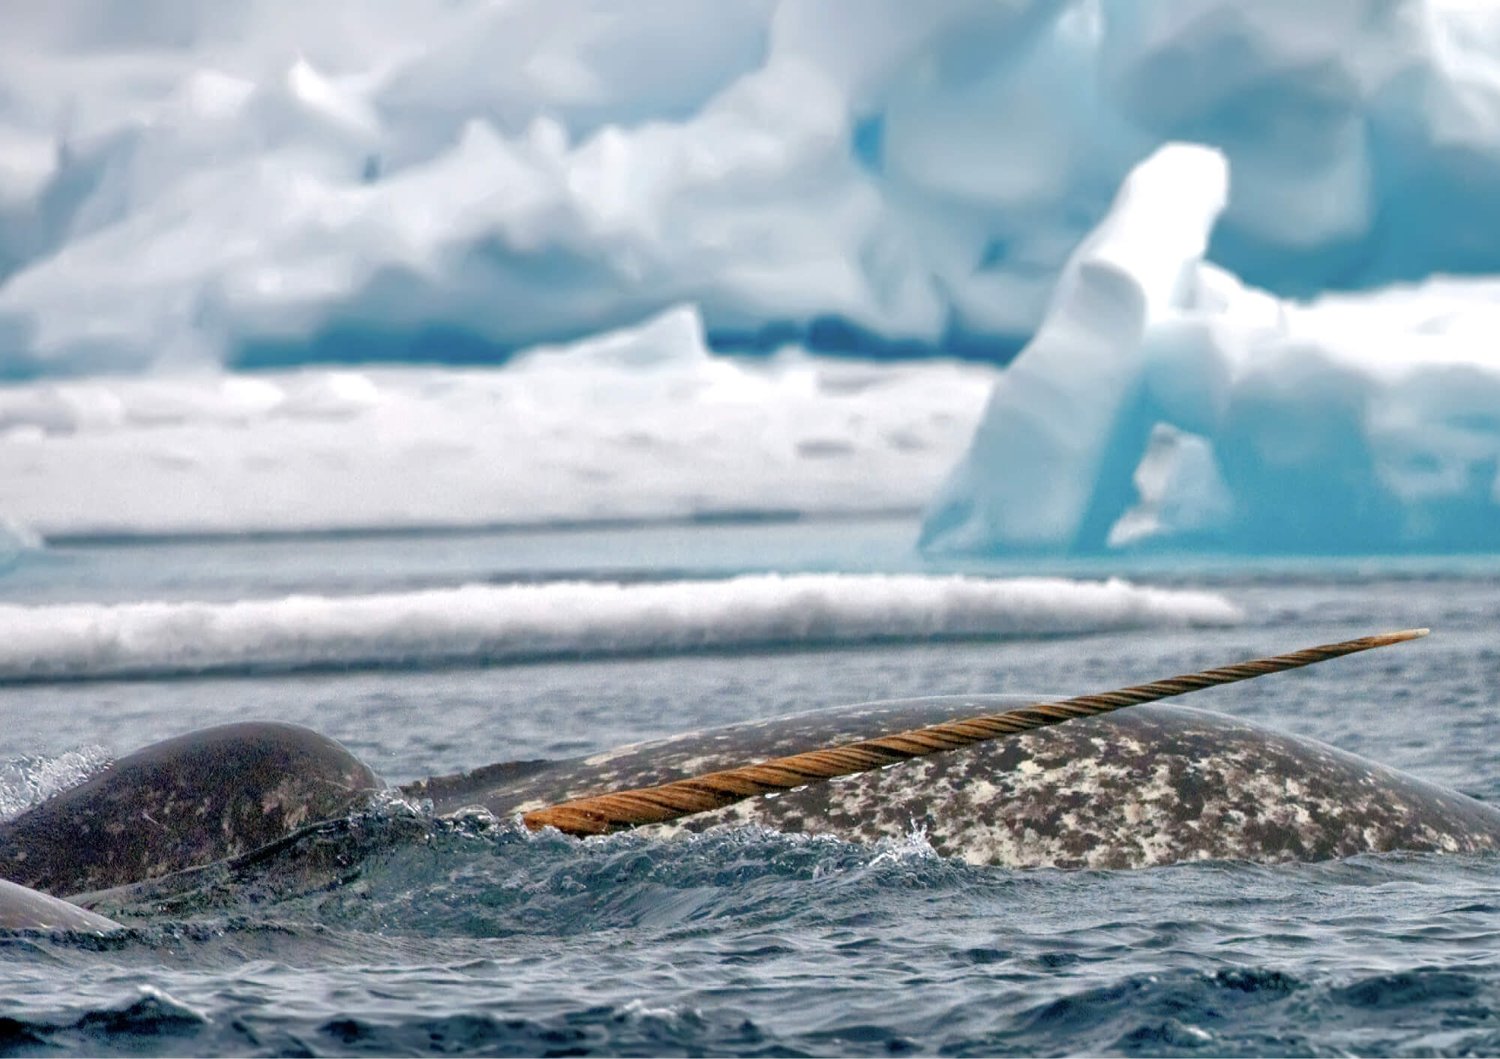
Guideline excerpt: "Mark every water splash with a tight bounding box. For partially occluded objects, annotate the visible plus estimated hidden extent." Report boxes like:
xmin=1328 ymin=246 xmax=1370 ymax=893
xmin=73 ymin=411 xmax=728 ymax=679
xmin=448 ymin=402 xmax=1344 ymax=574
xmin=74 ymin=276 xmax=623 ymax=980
xmin=0 ymin=745 xmax=111 ymax=820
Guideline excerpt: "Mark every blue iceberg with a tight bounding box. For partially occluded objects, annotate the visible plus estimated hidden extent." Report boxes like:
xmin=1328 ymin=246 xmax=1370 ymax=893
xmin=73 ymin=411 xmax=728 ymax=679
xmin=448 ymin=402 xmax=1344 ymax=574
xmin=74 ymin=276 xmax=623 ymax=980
xmin=921 ymin=144 xmax=1500 ymax=556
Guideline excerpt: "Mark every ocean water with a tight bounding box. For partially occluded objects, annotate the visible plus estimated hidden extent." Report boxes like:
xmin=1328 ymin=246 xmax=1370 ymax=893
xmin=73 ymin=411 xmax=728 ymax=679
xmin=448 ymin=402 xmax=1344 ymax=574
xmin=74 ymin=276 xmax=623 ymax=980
xmin=3 ymin=517 xmax=1500 ymax=1057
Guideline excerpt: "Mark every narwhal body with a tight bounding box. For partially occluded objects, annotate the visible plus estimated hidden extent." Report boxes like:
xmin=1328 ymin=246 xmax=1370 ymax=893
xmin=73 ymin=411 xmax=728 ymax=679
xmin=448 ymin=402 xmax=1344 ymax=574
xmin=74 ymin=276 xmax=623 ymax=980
xmin=411 ymin=696 xmax=1500 ymax=869
xmin=4 ymin=684 xmax=1498 ymax=928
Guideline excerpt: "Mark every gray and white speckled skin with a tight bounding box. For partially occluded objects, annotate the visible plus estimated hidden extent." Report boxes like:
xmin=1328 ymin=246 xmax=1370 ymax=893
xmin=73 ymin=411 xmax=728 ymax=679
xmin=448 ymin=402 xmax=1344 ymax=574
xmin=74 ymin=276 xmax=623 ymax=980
xmin=8 ymin=697 xmax=1498 ymax=928
xmin=412 ymin=696 xmax=1500 ymax=869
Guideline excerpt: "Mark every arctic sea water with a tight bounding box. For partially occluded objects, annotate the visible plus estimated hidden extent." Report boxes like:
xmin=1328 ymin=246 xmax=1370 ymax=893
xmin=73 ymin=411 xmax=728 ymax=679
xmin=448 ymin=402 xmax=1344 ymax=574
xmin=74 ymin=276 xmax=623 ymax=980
xmin=2 ymin=517 xmax=1499 ymax=1057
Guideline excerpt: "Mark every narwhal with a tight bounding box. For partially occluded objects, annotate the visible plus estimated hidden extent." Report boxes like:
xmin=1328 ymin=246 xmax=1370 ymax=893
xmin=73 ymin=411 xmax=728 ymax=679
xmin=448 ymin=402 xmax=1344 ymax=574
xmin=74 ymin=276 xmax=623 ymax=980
xmin=3 ymin=629 xmax=1496 ymax=931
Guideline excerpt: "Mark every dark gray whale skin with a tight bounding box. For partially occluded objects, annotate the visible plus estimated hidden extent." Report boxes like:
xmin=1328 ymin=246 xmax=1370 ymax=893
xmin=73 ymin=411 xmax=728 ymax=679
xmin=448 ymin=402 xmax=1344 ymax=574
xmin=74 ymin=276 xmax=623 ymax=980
xmin=409 ymin=696 xmax=1500 ymax=869
xmin=9 ymin=698 xmax=1500 ymax=927
xmin=0 ymin=722 xmax=381 ymax=903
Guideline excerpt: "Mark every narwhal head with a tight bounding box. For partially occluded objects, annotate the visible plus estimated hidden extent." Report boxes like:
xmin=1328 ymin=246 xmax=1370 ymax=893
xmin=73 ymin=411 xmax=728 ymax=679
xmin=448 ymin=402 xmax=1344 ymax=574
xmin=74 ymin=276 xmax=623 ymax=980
xmin=0 ymin=722 xmax=383 ymax=897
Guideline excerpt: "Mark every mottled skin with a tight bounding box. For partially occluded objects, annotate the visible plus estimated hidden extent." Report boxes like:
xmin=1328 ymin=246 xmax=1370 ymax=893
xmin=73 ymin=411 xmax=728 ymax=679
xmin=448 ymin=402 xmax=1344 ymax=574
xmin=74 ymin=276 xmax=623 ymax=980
xmin=7 ymin=698 xmax=1500 ymax=929
xmin=410 ymin=696 xmax=1500 ymax=869
xmin=0 ymin=722 xmax=381 ymax=899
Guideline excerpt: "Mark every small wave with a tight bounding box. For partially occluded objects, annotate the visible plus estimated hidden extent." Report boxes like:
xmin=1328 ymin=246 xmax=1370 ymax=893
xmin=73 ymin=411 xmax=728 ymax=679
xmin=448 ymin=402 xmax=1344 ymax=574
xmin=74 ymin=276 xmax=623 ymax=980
xmin=0 ymin=574 xmax=1240 ymax=684
xmin=1331 ymin=969 xmax=1483 ymax=1009
xmin=0 ymin=746 xmax=111 ymax=819
xmin=0 ymin=986 xmax=210 ymax=1055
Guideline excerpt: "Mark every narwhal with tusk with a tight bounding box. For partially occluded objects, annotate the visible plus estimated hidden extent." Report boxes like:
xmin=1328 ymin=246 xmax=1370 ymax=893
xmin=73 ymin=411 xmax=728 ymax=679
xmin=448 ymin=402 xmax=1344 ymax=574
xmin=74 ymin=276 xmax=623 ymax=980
xmin=3 ymin=629 xmax=1499 ymax=931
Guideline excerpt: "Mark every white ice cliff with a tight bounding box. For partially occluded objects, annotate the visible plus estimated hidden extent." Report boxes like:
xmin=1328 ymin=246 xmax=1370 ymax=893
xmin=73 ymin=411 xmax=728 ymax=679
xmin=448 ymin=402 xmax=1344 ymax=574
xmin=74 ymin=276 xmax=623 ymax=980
xmin=4 ymin=0 xmax=1500 ymax=373
xmin=2 ymin=0 xmax=1499 ymax=552
xmin=921 ymin=143 xmax=1500 ymax=555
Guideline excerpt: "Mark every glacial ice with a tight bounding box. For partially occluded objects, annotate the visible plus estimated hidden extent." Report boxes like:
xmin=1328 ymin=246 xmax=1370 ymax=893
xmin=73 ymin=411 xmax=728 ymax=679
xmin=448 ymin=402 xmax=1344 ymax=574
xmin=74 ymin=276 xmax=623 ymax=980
xmin=6 ymin=0 xmax=1500 ymax=373
xmin=2 ymin=1 xmax=1500 ymax=553
xmin=921 ymin=143 xmax=1500 ymax=556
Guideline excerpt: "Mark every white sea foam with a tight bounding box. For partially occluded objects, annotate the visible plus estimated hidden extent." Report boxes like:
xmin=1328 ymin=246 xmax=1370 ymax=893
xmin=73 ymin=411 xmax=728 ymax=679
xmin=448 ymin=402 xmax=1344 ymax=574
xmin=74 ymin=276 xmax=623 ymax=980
xmin=0 ymin=574 xmax=1240 ymax=682
xmin=0 ymin=746 xmax=111 ymax=819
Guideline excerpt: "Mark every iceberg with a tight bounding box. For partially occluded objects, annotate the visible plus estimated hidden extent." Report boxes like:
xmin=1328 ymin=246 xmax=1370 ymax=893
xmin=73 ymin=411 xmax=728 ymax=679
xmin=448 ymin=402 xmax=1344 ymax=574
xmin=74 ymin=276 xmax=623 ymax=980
xmin=4 ymin=1 xmax=1500 ymax=554
xmin=5 ymin=1 xmax=1500 ymax=374
xmin=921 ymin=143 xmax=1500 ymax=556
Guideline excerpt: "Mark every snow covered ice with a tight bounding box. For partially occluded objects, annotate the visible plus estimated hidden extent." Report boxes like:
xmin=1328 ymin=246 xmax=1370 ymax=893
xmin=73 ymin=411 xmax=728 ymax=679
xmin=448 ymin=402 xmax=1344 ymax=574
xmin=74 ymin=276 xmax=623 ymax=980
xmin=10 ymin=0 xmax=1500 ymax=374
xmin=0 ymin=306 xmax=994 ymax=537
xmin=1 ymin=0 xmax=1499 ymax=552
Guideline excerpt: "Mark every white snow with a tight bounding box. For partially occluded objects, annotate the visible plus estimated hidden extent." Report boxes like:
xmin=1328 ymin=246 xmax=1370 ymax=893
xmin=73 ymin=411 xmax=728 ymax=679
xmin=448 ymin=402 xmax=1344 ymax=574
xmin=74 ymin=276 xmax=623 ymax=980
xmin=0 ymin=573 xmax=1241 ymax=683
xmin=0 ymin=306 xmax=994 ymax=538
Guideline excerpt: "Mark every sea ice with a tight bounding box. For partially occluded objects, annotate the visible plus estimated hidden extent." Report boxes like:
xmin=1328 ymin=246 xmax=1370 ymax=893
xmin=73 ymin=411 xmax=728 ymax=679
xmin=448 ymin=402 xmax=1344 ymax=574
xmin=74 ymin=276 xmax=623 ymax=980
xmin=0 ymin=307 xmax=995 ymax=537
xmin=5 ymin=1 xmax=1500 ymax=373
xmin=921 ymin=144 xmax=1500 ymax=556
xmin=3 ymin=1 xmax=1500 ymax=554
